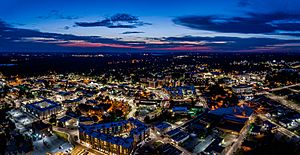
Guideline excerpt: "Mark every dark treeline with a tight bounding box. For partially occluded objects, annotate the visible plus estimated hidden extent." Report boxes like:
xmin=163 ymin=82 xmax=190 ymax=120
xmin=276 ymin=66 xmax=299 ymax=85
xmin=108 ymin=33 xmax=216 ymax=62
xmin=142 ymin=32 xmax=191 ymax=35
xmin=0 ymin=52 xmax=299 ymax=77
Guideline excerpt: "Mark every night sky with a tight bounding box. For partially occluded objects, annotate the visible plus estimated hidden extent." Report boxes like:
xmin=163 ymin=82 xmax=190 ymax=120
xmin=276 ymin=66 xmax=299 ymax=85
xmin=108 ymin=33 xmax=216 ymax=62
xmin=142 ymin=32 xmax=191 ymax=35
xmin=1 ymin=0 xmax=300 ymax=53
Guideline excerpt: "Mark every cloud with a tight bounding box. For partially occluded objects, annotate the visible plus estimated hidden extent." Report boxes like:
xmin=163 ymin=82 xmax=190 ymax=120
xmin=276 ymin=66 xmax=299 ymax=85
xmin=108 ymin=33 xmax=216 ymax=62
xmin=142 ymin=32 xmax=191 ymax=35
xmin=173 ymin=12 xmax=300 ymax=34
xmin=110 ymin=13 xmax=139 ymax=22
xmin=152 ymin=46 xmax=210 ymax=51
xmin=122 ymin=31 xmax=144 ymax=34
xmin=63 ymin=26 xmax=70 ymax=30
xmin=75 ymin=19 xmax=111 ymax=27
xmin=1 ymin=20 xmax=300 ymax=52
xmin=59 ymin=40 xmax=144 ymax=49
xmin=161 ymin=35 xmax=300 ymax=51
xmin=75 ymin=13 xmax=151 ymax=28
xmin=236 ymin=0 xmax=300 ymax=14
xmin=0 ymin=20 xmax=145 ymax=52
xmin=37 ymin=10 xmax=79 ymax=20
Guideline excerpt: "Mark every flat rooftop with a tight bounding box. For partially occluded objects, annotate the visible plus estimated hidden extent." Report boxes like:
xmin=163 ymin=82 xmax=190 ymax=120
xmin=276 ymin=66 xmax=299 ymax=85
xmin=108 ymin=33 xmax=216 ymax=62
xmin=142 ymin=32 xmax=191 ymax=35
xmin=25 ymin=99 xmax=61 ymax=112
xmin=209 ymin=106 xmax=253 ymax=117
xmin=155 ymin=122 xmax=171 ymax=130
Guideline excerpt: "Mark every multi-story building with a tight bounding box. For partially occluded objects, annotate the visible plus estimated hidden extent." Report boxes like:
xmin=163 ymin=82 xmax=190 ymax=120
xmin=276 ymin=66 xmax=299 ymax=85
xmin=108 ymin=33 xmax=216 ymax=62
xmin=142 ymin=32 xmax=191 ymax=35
xmin=23 ymin=99 xmax=62 ymax=119
xmin=163 ymin=86 xmax=196 ymax=99
xmin=79 ymin=118 xmax=149 ymax=155
xmin=232 ymin=84 xmax=252 ymax=94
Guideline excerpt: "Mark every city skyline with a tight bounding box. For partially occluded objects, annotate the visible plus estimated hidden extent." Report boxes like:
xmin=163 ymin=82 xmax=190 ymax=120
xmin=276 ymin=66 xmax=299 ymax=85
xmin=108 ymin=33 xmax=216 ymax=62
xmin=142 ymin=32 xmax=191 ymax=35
xmin=1 ymin=0 xmax=300 ymax=53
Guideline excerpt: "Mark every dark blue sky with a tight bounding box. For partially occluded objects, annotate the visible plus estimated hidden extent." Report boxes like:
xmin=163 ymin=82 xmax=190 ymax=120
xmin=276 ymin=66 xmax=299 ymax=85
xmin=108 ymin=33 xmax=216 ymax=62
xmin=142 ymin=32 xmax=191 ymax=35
xmin=0 ymin=0 xmax=300 ymax=52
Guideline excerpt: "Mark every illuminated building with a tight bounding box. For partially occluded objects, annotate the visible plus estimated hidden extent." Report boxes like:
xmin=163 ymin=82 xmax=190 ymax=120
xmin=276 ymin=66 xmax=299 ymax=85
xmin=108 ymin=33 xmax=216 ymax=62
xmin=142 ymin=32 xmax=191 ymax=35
xmin=163 ymin=86 xmax=196 ymax=99
xmin=232 ymin=84 xmax=252 ymax=94
xmin=24 ymin=99 xmax=62 ymax=119
xmin=79 ymin=118 xmax=149 ymax=155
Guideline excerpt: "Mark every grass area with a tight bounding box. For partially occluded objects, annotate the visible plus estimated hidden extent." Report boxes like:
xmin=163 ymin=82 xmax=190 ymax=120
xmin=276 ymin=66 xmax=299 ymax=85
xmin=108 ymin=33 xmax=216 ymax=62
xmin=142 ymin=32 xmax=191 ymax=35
xmin=53 ymin=130 xmax=68 ymax=141
xmin=153 ymin=141 xmax=164 ymax=148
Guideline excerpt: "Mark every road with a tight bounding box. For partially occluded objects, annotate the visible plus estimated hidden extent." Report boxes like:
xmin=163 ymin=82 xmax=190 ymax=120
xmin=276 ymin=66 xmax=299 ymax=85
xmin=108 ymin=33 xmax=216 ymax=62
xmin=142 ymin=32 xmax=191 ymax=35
xmin=257 ymin=114 xmax=299 ymax=139
xmin=135 ymin=129 xmax=191 ymax=155
xmin=255 ymin=83 xmax=300 ymax=96
xmin=269 ymin=83 xmax=300 ymax=92
xmin=223 ymin=114 xmax=253 ymax=155
xmin=127 ymin=98 xmax=137 ymax=118
xmin=266 ymin=93 xmax=300 ymax=113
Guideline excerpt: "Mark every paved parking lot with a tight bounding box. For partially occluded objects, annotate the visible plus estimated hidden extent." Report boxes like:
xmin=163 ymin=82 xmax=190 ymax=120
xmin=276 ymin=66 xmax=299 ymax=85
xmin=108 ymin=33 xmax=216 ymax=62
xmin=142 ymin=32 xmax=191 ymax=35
xmin=8 ymin=109 xmax=36 ymax=133
xmin=33 ymin=135 xmax=73 ymax=155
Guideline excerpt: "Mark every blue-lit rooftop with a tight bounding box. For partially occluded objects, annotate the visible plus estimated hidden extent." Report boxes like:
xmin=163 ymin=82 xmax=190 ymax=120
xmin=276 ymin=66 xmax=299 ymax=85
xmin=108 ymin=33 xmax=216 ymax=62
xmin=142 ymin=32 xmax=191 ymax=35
xmin=163 ymin=86 xmax=196 ymax=96
xmin=25 ymin=99 xmax=61 ymax=112
xmin=155 ymin=122 xmax=171 ymax=130
xmin=208 ymin=106 xmax=253 ymax=117
xmin=172 ymin=107 xmax=188 ymax=112
xmin=58 ymin=116 xmax=72 ymax=123
xmin=79 ymin=118 xmax=148 ymax=148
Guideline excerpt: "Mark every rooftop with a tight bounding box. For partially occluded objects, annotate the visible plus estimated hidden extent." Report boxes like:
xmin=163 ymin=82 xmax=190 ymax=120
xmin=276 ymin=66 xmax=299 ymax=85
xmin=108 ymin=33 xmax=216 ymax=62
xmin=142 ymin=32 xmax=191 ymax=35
xmin=58 ymin=116 xmax=72 ymax=123
xmin=159 ymin=143 xmax=183 ymax=155
xmin=78 ymin=116 xmax=93 ymax=122
xmin=204 ymin=137 xmax=224 ymax=154
xmin=63 ymin=97 xmax=83 ymax=103
xmin=172 ymin=107 xmax=188 ymax=112
xmin=232 ymin=84 xmax=252 ymax=89
xmin=166 ymin=128 xmax=181 ymax=136
xmin=79 ymin=118 xmax=148 ymax=148
xmin=66 ymin=111 xmax=80 ymax=118
xmin=170 ymin=130 xmax=189 ymax=142
xmin=155 ymin=122 xmax=171 ymax=130
xmin=209 ymin=106 xmax=253 ymax=117
xmin=163 ymin=86 xmax=196 ymax=95
xmin=25 ymin=99 xmax=61 ymax=112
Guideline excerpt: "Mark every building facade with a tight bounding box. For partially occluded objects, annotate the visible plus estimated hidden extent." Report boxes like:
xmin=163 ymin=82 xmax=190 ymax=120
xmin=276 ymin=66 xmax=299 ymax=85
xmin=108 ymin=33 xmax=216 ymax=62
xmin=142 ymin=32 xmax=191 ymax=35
xmin=24 ymin=99 xmax=62 ymax=119
xmin=79 ymin=118 xmax=150 ymax=155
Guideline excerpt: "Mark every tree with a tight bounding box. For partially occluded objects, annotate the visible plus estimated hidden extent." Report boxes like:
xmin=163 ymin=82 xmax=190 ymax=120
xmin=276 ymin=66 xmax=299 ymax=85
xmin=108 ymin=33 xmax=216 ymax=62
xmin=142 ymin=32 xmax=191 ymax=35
xmin=0 ymin=133 xmax=7 ymax=155
xmin=115 ymin=109 xmax=123 ymax=117
xmin=66 ymin=107 xmax=72 ymax=113
xmin=57 ymin=121 xmax=64 ymax=127
xmin=144 ymin=115 xmax=150 ymax=123
xmin=190 ymin=97 xmax=196 ymax=106
xmin=101 ymin=79 xmax=107 ymax=85
xmin=15 ymin=134 xmax=25 ymax=147
xmin=91 ymin=116 xmax=99 ymax=122
xmin=50 ymin=114 xmax=57 ymax=119
xmin=49 ymin=114 xmax=57 ymax=125
xmin=78 ymin=104 xmax=89 ymax=113
xmin=74 ymin=135 xmax=78 ymax=141
xmin=8 ymin=120 xmax=16 ymax=131
xmin=134 ymin=111 xmax=139 ymax=117
xmin=105 ymin=96 xmax=110 ymax=101
xmin=208 ymin=84 xmax=226 ymax=96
